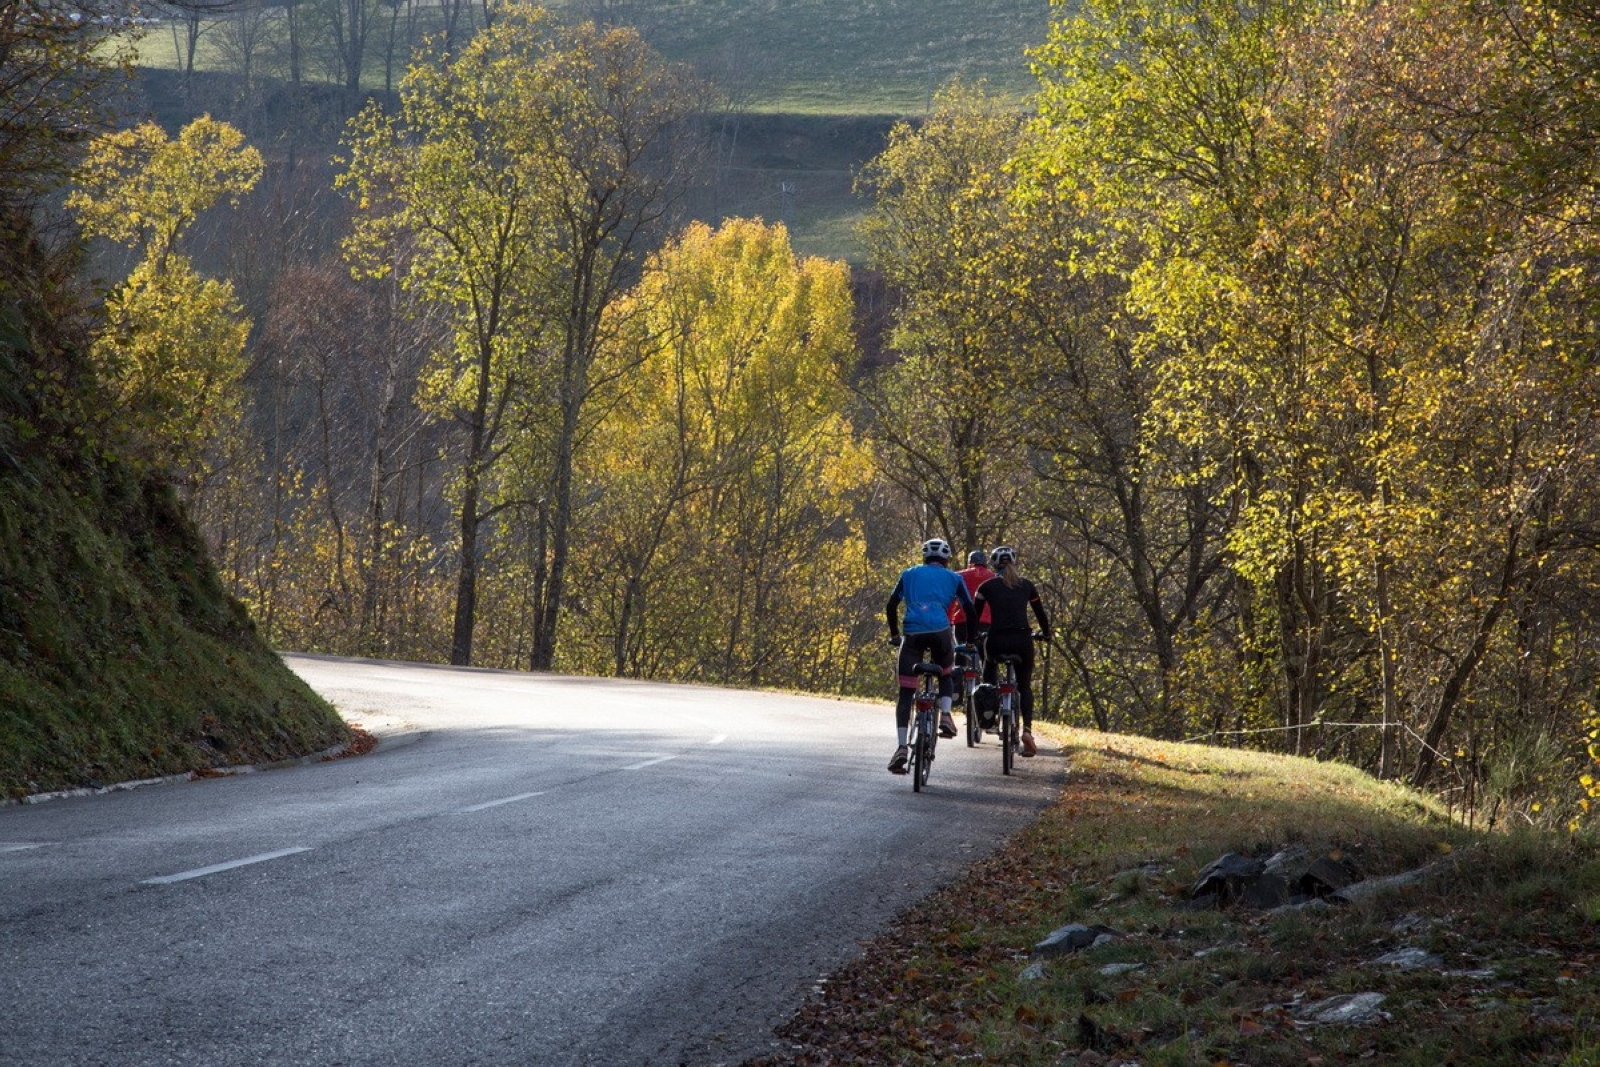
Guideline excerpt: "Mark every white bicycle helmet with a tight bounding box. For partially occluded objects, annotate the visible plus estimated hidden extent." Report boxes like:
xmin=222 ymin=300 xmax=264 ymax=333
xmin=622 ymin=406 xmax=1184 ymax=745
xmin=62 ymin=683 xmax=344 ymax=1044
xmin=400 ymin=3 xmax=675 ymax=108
xmin=990 ymin=545 xmax=1017 ymax=567
xmin=921 ymin=537 xmax=953 ymax=563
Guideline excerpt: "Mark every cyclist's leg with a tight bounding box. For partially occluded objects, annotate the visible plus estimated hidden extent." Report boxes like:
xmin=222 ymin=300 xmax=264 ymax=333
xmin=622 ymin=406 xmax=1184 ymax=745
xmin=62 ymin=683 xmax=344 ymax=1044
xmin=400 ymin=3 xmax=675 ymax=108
xmin=1016 ymin=639 xmax=1039 ymax=757
xmin=889 ymin=637 xmax=920 ymax=772
xmin=932 ymin=629 xmax=958 ymax=737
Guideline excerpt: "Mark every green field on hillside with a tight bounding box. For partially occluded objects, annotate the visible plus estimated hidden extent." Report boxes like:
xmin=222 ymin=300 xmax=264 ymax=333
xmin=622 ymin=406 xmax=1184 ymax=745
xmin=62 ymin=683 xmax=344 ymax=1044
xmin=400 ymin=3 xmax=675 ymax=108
xmin=129 ymin=0 xmax=1054 ymax=114
xmin=613 ymin=0 xmax=1052 ymax=113
xmin=125 ymin=0 xmax=1057 ymax=260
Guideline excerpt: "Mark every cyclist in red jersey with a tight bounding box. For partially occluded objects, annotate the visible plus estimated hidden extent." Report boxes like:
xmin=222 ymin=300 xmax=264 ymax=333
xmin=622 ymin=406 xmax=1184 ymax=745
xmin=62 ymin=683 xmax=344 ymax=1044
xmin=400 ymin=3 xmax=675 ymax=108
xmin=949 ymin=549 xmax=995 ymax=635
xmin=950 ymin=549 xmax=995 ymax=736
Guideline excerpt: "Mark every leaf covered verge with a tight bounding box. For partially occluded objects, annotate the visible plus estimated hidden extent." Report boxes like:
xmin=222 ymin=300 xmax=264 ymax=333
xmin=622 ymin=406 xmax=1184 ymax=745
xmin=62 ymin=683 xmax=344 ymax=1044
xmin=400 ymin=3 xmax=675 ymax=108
xmin=747 ymin=727 xmax=1600 ymax=1067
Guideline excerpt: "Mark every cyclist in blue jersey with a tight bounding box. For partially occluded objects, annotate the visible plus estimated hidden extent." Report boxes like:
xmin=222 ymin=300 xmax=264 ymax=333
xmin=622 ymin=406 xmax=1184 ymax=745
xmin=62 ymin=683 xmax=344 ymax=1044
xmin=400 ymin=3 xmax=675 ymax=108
xmin=884 ymin=537 xmax=976 ymax=774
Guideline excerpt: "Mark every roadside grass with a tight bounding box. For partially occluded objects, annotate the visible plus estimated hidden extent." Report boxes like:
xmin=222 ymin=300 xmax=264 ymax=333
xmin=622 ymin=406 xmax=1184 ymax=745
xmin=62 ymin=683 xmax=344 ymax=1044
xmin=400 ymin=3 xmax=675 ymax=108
xmin=749 ymin=727 xmax=1600 ymax=1066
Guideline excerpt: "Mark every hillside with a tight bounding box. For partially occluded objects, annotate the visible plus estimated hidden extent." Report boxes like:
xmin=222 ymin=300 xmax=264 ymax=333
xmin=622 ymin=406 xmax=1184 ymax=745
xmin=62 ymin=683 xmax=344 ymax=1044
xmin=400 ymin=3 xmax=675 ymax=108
xmin=131 ymin=0 xmax=1054 ymax=115
xmin=126 ymin=0 xmax=1056 ymax=260
xmin=621 ymin=0 xmax=1050 ymax=113
xmin=0 ymin=232 xmax=348 ymax=800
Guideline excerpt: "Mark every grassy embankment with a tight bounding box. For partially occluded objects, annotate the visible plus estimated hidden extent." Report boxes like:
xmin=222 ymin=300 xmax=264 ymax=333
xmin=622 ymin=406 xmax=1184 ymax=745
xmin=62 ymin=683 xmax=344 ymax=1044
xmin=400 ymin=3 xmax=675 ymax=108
xmin=0 ymin=279 xmax=347 ymax=799
xmin=752 ymin=727 xmax=1600 ymax=1066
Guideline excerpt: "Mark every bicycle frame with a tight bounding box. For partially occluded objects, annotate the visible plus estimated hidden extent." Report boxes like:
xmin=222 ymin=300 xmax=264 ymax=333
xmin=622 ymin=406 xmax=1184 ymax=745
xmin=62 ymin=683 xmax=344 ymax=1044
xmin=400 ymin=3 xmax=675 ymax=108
xmin=908 ymin=662 xmax=941 ymax=792
xmin=956 ymin=643 xmax=983 ymax=747
xmin=996 ymin=655 xmax=1020 ymax=775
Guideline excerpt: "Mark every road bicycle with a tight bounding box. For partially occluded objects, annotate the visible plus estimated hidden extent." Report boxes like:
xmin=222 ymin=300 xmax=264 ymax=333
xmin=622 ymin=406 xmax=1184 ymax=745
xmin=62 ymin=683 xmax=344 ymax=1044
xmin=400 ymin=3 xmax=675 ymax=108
xmin=906 ymin=661 xmax=943 ymax=792
xmin=994 ymin=631 xmax=1049 ymax=775
xmin=954 ymin=642 xmax=983 ymax=747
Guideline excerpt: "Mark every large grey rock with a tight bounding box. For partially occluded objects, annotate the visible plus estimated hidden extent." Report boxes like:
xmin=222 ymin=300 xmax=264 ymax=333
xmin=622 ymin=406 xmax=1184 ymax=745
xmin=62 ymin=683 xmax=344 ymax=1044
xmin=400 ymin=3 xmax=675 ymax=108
xmin=1189 ymin=848 xmax=1364 ymax=909
xmin=1193 ymin=852 xmax=1263 ymax=890
xmin=1368 ymin=947 xmax=1444 ymax=970
xmin=1263 ymin=844 xmax=1310 ymax=878
xmin=1332 ymin=860 xmax=1448 ymax=905
xmin=1031 ymin=923 xmax=1123 ymax=958
xmin=1295 ymin=992 xmax=1390 ymax=1026
xmin=1299 ymin=853 xmax=1361 ymax=895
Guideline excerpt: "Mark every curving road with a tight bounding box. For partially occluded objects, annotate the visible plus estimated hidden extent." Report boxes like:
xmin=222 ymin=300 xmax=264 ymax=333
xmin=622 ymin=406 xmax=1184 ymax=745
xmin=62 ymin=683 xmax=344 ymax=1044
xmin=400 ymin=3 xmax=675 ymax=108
xmin=0 ymin=654 xmax=1065 ymax=1067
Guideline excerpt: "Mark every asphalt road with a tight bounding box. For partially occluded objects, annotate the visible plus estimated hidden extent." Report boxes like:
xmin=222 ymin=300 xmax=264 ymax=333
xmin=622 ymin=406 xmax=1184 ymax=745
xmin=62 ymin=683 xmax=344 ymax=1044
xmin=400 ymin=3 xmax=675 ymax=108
xmin=0 ymin=654 xmax=1066 ymax=1067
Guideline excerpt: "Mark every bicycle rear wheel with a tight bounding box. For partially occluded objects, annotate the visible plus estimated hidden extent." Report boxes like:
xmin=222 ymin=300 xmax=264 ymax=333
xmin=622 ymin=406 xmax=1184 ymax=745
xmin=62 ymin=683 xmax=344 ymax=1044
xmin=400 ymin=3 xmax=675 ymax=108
xmin=1001 ymin=705 xmax=1015 ymax=775
xmin=916 ymin=723 xmax=934 ymax=790
xmin=912 ymin=676 xmax=937 ymax=791
xmin=964 ymin=689 xmax=980 ymax=747
xmin=915 ymin=713 xmax=928 ymax=790
xmin=998 ymin=662 xmax=1017 ymax=775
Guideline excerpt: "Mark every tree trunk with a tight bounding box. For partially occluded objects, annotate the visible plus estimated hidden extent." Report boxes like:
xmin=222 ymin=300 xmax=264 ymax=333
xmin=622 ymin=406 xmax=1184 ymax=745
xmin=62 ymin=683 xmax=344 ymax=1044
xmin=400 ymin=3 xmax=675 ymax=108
xmin=530 ymin=411 xmax=575 ymax=671
xmin=1409 ymin=519 xmax=1523 ymax=789
xmin=449 ymin=475 xmax=480 ymax=666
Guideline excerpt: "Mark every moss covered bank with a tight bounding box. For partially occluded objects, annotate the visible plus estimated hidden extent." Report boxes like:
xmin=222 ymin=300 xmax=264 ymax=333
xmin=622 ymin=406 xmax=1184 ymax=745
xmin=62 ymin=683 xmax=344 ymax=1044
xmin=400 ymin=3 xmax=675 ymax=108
xmin=0 ymin=235 xmax=346 ymax=799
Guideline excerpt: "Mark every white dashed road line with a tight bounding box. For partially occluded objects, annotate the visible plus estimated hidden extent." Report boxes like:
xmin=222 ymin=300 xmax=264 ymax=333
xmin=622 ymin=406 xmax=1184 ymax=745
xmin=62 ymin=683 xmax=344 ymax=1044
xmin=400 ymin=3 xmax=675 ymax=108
xmin=458 ymin=791 xmax=546 ymax=813
xmin=622 ymin=755 xmax=677 ymax=771
xmin=0 ymin=843 xmax=45 ymax=853
xmin=140 ymin=847 xmax=312 ymax=886
xmin=130 ymin=736 xmax=719 ymax=885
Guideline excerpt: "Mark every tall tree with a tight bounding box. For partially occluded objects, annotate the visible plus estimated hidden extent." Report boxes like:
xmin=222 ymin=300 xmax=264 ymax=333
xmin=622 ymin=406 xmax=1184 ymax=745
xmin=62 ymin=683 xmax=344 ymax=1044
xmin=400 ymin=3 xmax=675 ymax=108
xmin=856 ymin=82 xmax=1032 ymax=553
xmin=1028 ymin=0 xmax=1600 ymax=795
xmin=514 ymin=16 xmax=705 ymax=672
xmin=574 ymin=218 xmax=870 ymax=686
xmin=340 ymin=4 xmax=702 ymax=668
xmin=340 ymin=4 xmax=561 ymax=666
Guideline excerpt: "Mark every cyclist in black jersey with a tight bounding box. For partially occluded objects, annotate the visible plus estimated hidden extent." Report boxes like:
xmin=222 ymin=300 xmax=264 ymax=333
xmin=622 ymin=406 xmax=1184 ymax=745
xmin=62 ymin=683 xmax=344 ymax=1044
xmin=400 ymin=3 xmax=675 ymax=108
xmin=965 ymin=545 xmax=1051 ymax=757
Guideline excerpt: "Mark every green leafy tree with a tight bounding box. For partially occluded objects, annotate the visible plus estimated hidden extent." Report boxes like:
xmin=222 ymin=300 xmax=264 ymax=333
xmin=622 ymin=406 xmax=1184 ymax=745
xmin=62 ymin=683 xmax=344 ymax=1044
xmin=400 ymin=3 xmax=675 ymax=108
xmin=858 ymin=80 xmax=1233 ymax=735
xmin=92 ymin=257 xmax=249 ymax=475
xmin=572 ymin=218 xmax=871 ymax=687
xmin=341 ymin=3 xmax=702 ymax=668
xmin=340 ymin=4 xmax=562 ymax=666
xmin=856 ymin=81 xmax=1032 ymax=552
xmin=1028 ymin=0 xmax=1600 ymax=800
xmin=67 ymin=117 xmax=262 ymax=484
xmin=510 ymin=16 xmax=705 ymax=672
xmin=68 ymin=117 xmax=262 ymax=267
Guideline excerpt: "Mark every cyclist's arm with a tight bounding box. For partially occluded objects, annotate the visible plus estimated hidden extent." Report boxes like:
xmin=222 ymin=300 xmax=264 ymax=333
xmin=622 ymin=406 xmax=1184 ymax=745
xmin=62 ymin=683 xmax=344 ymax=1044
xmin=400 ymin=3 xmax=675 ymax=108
xmin=955 ymin=581 xmax=976 ymax=643
xmin=1029 ymin=589 xmax=1052 ymax=638
xmin=885 ymin=578 xmax=906 ymax=640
